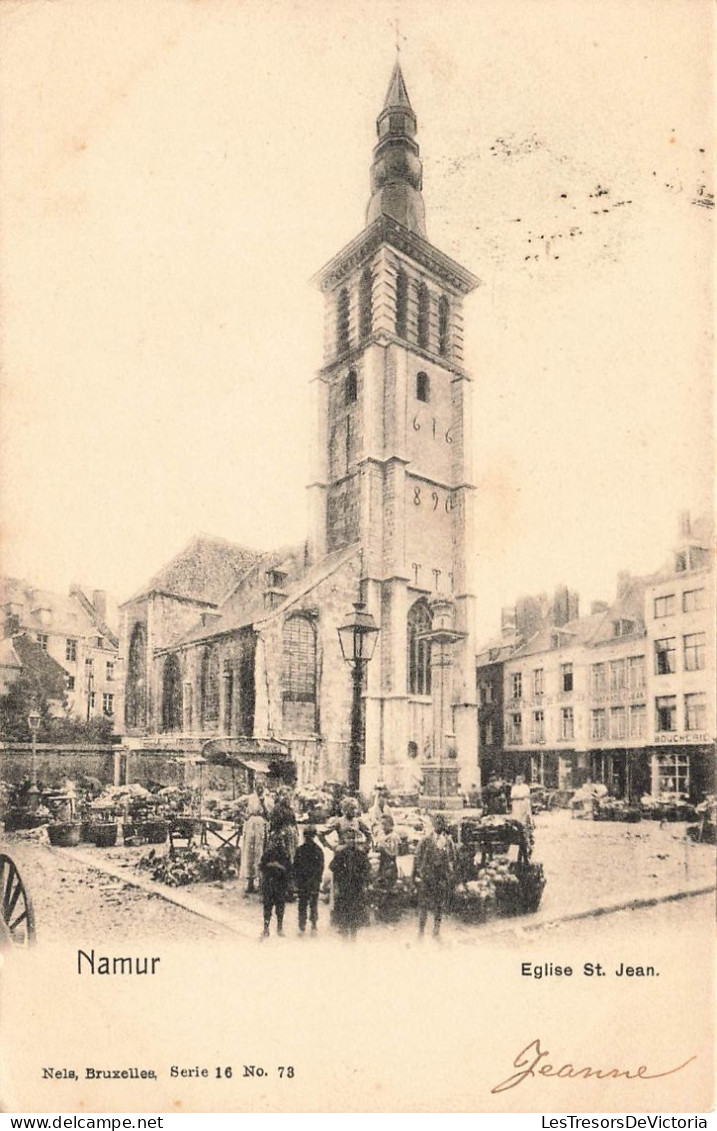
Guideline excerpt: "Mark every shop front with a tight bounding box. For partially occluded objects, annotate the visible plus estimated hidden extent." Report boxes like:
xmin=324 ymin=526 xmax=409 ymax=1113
xmin=589 ymin=749 xmax=651 ymax=801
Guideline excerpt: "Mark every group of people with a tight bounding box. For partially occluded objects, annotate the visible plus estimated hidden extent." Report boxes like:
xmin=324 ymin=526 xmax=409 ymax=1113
xmin=237 ymin=777 xmax=534 ymax=940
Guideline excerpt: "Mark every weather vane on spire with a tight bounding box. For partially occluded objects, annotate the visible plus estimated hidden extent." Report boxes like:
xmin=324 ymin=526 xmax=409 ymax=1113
xmin=389 ymin=16 xmax=407 ymax=56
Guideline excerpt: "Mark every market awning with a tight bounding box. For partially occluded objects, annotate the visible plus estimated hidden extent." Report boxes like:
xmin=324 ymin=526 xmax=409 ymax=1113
xmin=201 ymin=737 xmax=291 ymax=773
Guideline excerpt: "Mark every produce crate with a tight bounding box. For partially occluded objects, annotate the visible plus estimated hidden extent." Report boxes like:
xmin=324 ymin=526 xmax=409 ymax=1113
xmin=92 ymin=824 xmax=118 ymax=848
xmin=47 ymin=822 xmax=81 ymax=847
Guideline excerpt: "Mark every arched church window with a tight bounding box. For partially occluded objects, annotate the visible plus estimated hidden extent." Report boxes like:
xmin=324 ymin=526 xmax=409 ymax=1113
xmin=125 ymin=622 xmax=147 ymax=729
xmin=438 ymin=295 xmax=450 ymax=356
xmin=417 ymin=281 xmax=430 ymax=350
xmin=416 ymin=371 xmax=430 ymax=403
xmin=336 ymin=287 xmax=350 ymax=354
xmin=282 ymin=615 xmax=318 ymax=734
xmin=283 ymin=615 xmax=317 ymax=701
xmin=346 ymin=369 xmax=358 ymax=404
xmin=407 ymin=600 xmax=432 ymax=696
xmin=395 ymin=267 xmax=408 ymax=338
xmin=359 ymin=267 xmax=373 ymax=341
xmin=161 ymin=653 xmax=183 ymax=733
xmin=200 ymin=646 xmax=220 ymax=727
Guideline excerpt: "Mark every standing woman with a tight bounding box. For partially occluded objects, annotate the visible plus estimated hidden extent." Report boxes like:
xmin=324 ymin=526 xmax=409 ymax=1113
xmin=240 ymin=780 xmax=269 ymax=895
xmin=510 ymin=773 xmax=534 ymax=855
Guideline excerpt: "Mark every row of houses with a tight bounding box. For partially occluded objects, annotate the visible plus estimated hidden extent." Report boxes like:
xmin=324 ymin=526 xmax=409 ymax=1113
xmin=476 ymin=514 xmax=714 ymax=803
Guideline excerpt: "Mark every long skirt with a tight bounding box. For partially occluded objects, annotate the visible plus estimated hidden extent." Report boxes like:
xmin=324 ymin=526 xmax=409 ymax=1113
xmin=240 ymin=815 xmax=267 ymax=884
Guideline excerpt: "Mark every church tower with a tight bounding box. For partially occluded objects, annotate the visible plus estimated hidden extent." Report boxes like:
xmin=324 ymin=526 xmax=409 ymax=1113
xmin=309 ymin=62 xmax=479 ymax=791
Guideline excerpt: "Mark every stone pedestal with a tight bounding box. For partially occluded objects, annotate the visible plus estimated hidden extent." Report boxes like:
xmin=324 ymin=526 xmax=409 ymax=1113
xmin=420 ymin=756 xmax=464 ymax=811
xmin=419 ymin=597 xmax=467 ymax=811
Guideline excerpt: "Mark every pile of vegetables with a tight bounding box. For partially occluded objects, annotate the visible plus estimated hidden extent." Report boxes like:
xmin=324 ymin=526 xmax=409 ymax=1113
xmin=137 ymin=845 xmax=240 ymax=887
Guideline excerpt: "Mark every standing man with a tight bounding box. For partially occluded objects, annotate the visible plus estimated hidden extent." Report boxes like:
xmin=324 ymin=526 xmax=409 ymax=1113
xmin=293 ymin=825 xmax=325 ymax=934
xmin=414 ymin=814 xmax=456 ymax=938
xmin=259 ymin=831 xmax=290 ymax=938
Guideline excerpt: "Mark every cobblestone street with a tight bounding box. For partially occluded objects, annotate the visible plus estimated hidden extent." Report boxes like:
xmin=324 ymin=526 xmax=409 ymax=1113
xmin=3 ymin=809 xmax=714 ymax=947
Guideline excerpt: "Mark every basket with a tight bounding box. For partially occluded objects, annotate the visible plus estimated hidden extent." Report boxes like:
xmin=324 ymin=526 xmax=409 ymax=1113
xmin=47 ymin=822 xmax=81 ymax=847
xmin=92 ymin=823 xmax=118 ymax=848
xmin=136 ymin=819 xmax=169 ymax=845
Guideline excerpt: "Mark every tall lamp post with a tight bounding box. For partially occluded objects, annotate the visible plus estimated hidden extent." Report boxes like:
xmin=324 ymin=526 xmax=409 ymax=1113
xmin=337 ymin=602 xmax=380 ymax=794
xmin=27 ymin=707 xmax=41 ymax=812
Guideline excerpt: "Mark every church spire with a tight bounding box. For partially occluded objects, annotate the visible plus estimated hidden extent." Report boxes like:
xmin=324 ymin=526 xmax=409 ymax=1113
xmin=366 ymin=61 xmax=427 ymax=238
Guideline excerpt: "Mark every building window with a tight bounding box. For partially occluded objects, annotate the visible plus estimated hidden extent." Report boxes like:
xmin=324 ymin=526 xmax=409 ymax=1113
xmin=532 ymin=710 xmax=545 ymax=743
xmin=438 ymin=294 xmax=450 ymax=356
xmin=89 ymin=691 xmax=95 ymax=709
xmin=533 ymin=668 xmax=544 ymax=697
xmin=200 ymin=647 xmax=220 ymax=726
xmin=591 ymin=663 xmax=607 ymax=695
xmin=560 ymin=707 xmax=574 ymax=740
xmin=125 ymin=622 xmax=147 ymax=729
xmin=683 ymin=632 xmax=706 ymax=672
xmin=407 ymin=600 xmax=432 ymax=696
xmin=655 ymin=695 xmax=677 ymax=733
xmin=511 ymin=672 xmax=522 ymax=700
xmin=67 ymin=676 xmax=75 ymax=692
xmin=657 ymin=753 xmax=689 ymax=795
xmin=336 ymin=287 xmax=350 ymax=354
xmin=609 ymin=659 xmax=626 ymax=693
xmin=685 ymin=692 xmax=706 ymax=731
xmin=507 ymin=713 xmax=522 ymax=744
xmin=654 ymin=637 xmax=676 ymax=675
xmin=345 ymin=369 xmax=358 ymax=404
xmin=161 ymin=653 xmax=183 ymax=733
xmin=417 ymin=281 xmax=430 ymax=349
xmin=654 ymin=594 xmax=675 ymax=618
xmin=591 ymin=709 xmax=607 ymax=740
xmin=609 ymin=707 xmax=627 ymax=740
xmin=283 ymin=615 xmax=317 ymax=702
xmin=561 ymin=663 xmax=573 ymax=693
xmin=359 ymin=267 xmax=372 ymax=341
xmin=66 ymin=639 xmax=77 ymax=662
xmin=479 ymin=682 xmax=493 ymax=706
xmin=484 ymin=720 xmax=494 ymax=746
xmin=416 ymin=370 xmax=430 ymax=403
xmin=613 ymin=618 xmax=635 ymax=637
xmin=395 ymin=267 xmax=408 ymax=337
xmin=683 ymin=588 xmax=706 ymax=613
xmin=627 ymin=655 xmax=645 ymax=691
xmin=629 ymin=704 xmax=646 ymax=738
xmin=106 ymin=661 xmax=114 ymax=681
xmin=37 ymin=634 xmax=48 ymax=651
xmin=102 ymin=693 xmax=114 ymax=717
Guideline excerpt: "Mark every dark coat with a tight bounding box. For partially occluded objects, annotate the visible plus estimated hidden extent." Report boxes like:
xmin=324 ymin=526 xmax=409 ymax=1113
xmin=259 ymin=840 xmax=290 ymax=899
xmin=414 ymin=832 xmax=456 ymax=903
xmin=329 ymin=845 xmax=371 ymax=929
xmin=293 ymin=840 xmax=324 ymax=893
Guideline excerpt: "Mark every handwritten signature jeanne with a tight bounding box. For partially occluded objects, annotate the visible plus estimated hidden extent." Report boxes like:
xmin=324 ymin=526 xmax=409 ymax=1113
xmin=491 ymin=1039 xmax=696 ymax=1094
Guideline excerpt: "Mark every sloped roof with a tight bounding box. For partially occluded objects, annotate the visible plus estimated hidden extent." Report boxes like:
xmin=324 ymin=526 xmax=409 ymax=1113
xmin=0 ymin=637 xmax=22 ymax=672
xmin=125 ymin=534 xmax=265 ymax=607
xmin=0 ymin=576 xmax=118 ymax=647
xmin=164 ymin=543 xmax=360 ymax=650
xmin=11 ymin=633 xmax=69 ymax=699
xmin=476 ymin=632 xmax=523 ymax=667
xmin=511 ymin=612 xmax=606 ymax=659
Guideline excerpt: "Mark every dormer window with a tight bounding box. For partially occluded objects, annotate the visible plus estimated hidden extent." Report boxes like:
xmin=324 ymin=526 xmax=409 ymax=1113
xmin=346 ymin=369 xmax=358 ymax=404
xmin=613 ymin=618 xmax=635 ymax=637
xmin=416 ymin=371 xmax=430 ymax=403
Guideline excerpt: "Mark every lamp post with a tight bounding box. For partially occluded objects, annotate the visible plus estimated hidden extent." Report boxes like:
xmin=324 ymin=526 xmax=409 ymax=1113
xmin=27 ymin=707 xmax=41 ymax=812
xmin=337 ymin=602 xmax=380 ymax=794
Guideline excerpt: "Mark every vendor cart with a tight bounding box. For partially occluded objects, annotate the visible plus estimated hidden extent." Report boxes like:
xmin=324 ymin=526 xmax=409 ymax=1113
xmin=0 ymin=854 xmax=36 ymax=948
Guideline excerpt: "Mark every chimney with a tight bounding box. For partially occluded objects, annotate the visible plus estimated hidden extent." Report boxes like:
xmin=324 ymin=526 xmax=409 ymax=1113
xmin=679 ymin=510 xmax=692 ymax=538
xmin=500 ymin=606 xmax=517 ymax=637
xmin=590 ymin=600 xmax=608 ymax=615
xmin=92 ymin=590 xmax=107 ymax=623
xmin=616 ymin=570 xmax=632 ymax=598
xmin=200 ymin=610 xmax=222 ymax=629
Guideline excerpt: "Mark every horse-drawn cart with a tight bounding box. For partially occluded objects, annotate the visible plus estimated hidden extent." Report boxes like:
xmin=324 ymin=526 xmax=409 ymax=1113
xmin=0 ymin=853 xmax=35 ymax=948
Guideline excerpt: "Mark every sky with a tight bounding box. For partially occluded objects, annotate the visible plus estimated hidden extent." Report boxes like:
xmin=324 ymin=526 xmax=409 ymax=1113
xmin=0 ymin=0 xmax=713 ymax=643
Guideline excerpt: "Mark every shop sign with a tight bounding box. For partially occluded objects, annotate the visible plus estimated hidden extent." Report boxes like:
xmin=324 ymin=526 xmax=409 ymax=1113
xmin=655 ymin=732 xmax=710 ymax=745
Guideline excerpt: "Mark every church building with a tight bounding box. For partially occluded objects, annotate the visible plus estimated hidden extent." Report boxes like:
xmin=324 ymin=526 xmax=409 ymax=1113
xmin=119 ymin=63 xmax=480 ymax=793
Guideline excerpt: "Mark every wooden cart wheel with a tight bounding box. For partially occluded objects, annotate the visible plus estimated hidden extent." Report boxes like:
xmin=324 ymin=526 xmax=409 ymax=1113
xmin=0 ymin=854 xmax=36 ymax=948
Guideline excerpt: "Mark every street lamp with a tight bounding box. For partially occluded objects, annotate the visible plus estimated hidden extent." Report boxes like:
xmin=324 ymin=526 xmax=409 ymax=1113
xmin=337 ymin=602 xmax=380 ymax=794
xmin=27 ymin=707 xmax=41 ymax=812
